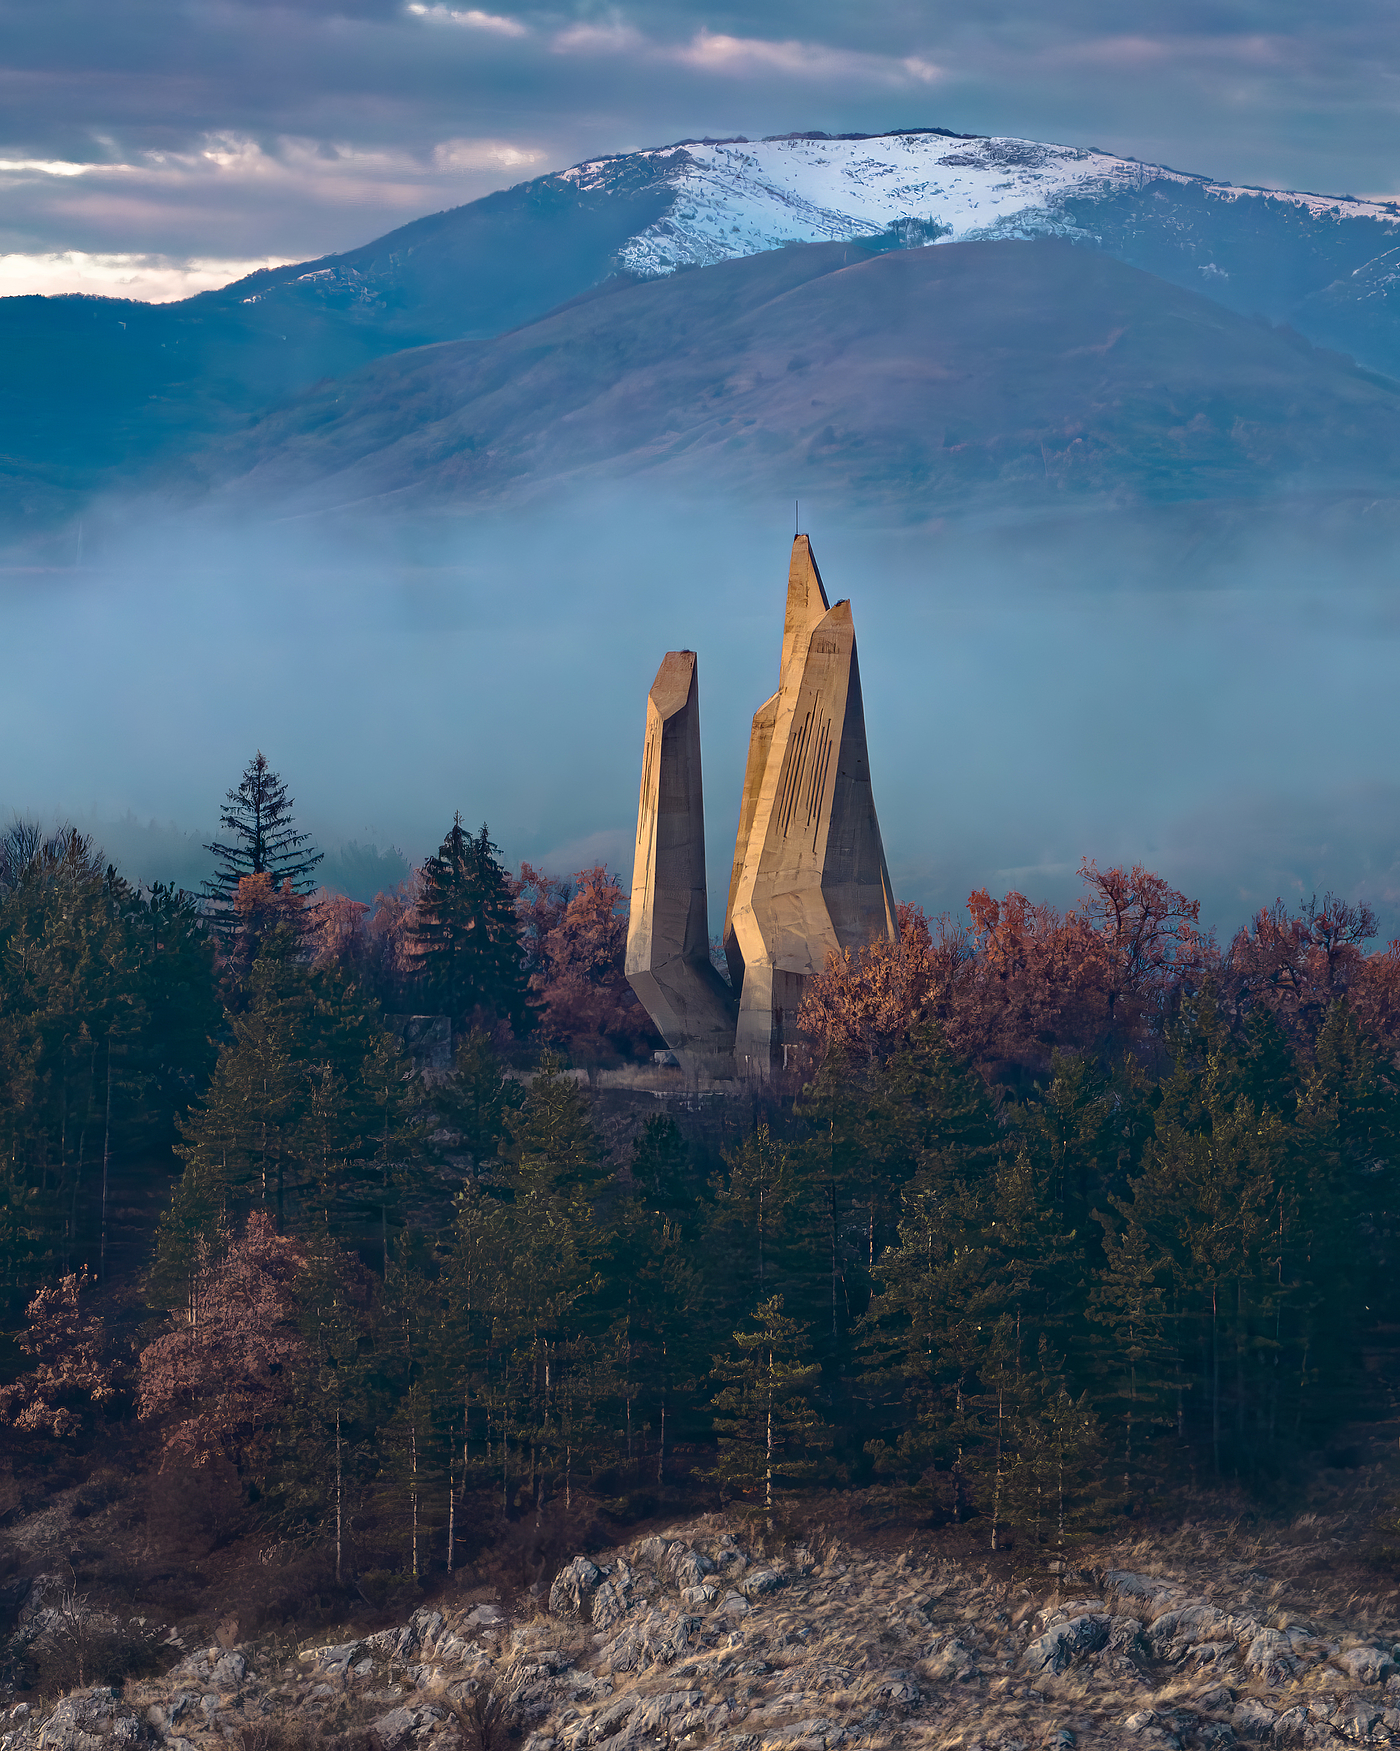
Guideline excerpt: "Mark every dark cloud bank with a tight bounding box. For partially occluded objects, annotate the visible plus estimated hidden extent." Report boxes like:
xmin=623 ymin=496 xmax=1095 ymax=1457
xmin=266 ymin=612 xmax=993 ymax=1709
xmin=3 ymin=0 xmax=1400 ymax=269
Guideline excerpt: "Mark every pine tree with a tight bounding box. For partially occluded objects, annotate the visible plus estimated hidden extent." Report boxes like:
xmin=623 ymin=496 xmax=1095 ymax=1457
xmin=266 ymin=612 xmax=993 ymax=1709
xmin=171 ymin=949 xmax=308 ymax=1234
xmin=413 ymin=817 xmax=530 ymax=1034
xmin=276 ymin=1241 xmax=376 ymax=1576
xmin=380 ymin=1234 xmax=448 ymax=1577
xmin=1086 ymin=1214 xmax=1177 ymax=1496
xmin=163 ymin=941 xmax=417 ymax=1257
xmin=628 ymin=1115 xmax=693 ymax=1219
xmin=0 ymin=838 xmax=149 ymax=1294
xmin=793 ymin=1052 xmax=879 ymax=1353
xmin=441 ymin=1062 xmax=610 ymax=1520
xmin=999 ymin=1355 xmax=1106 ymax=1549
xmin=858 ymin=1177 xmax=989 ymax=1508
xmin=1292 ymin=1001 xmax=1400 ymax=1444
xmin=710 ymin=1123 xmax=796 ymax=1304
xmin=602 ymin=1119 xmax=709 ymax=1488
xmin=876 ymin=1021 xmax=1003 ymax=1197
xmin=1012 ymin=1052 xmax=1115 ymax=1243
xmin=708 ymin=1295 xmax=831 ymax=1520
xmin=1124 ymin=1025 xmax=1289 ymax=1478
xmin=204 ymin=753 xmax=323 ymax=934
xmin=430 ymin=1029 xmax=520 ymax=1174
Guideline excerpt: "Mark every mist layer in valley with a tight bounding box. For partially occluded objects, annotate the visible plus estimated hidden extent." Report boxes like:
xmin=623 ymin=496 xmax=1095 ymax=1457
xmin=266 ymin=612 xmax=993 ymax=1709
xmin=4 ymin=487 xmax=1399 ymax=946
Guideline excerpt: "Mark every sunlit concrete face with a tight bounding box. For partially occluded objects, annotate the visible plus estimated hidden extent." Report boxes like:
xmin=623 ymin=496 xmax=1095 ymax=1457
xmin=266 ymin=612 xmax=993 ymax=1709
xmin=629 ymin=538 xmax=896 ymax=1079
xmin=625 ymin=649 xmax=738 ymax=1077
xmin=725 ymin=536 xmax=897 ymax=1074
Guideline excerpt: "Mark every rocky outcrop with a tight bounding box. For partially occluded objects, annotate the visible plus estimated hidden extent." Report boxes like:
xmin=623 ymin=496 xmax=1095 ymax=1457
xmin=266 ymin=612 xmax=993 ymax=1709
xmin=9 ymin=1519 xmax=1400 ymax=1751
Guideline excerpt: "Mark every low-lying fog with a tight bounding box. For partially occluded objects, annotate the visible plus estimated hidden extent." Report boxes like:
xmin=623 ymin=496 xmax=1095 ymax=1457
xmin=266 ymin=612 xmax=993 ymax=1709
xmin=4 ymin=489 xmax=1399 ymax=943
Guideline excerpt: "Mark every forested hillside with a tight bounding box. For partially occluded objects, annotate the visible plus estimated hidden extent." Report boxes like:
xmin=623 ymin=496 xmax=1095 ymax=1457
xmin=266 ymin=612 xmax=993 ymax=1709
xmin=4 ymin=758 xmax=1400 ymax=1682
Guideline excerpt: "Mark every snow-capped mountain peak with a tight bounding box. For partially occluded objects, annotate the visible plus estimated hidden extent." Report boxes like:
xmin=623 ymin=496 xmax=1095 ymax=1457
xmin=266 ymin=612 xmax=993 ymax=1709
xmin=562 ymin=130 xmax=1400 ymax=278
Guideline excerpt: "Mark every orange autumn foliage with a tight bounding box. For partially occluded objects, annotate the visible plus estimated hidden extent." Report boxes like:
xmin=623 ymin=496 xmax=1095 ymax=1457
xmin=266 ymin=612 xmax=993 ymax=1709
xmin=801 ymin=861 xmax=1213 ymax=1075
xmin=139 ymin=1212 xmax=307 ymax=1468
xmin=524 ymin=865 xmax=659 ymax=1061
xmin=801 ymin=861 xmax=1400 ymax=1077
xmin=0 ymin=1271 xmax=116 ymax=1438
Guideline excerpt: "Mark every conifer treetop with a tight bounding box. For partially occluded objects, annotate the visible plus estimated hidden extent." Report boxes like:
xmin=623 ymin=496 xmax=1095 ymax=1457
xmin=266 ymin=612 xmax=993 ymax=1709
xmin=204 ymin=752 xmax=323 ymax=917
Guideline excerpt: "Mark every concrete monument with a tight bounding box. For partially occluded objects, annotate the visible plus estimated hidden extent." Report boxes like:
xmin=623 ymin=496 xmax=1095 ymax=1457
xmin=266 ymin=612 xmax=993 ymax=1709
xmin=624 ymin=650 xmax=738 ymax=1076
xmin=626 ymin=537 xmax=896 ymax=1077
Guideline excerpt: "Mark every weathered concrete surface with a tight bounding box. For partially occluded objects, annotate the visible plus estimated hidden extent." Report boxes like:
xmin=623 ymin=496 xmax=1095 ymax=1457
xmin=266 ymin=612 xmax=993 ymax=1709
xmin=625 ymin=651 xmax=737 ymax=1078
xmin=725 ymin=537 xmax=897 ymax=1076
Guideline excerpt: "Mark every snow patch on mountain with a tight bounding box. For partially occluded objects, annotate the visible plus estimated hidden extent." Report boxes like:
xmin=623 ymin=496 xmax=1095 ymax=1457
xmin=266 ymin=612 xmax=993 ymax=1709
xmin=562 ymin=131 xmax=1400 ymax=279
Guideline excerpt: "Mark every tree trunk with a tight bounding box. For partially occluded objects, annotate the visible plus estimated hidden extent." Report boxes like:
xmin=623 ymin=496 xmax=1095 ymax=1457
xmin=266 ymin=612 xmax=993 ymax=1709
xmin=991 ymin=1387 xmax=1003 ymax=1552
xmin=335 ymin=1406 xmax=343 ymax=1586
xmin=1212 ymin=1282 xmax=1221 ymax=1475
xmin=829 ymin=1180 xmax=839 ymax=1342
xmin=410 ymin=1418 xmax=420 ymax=1579
xmin=765 ymin=1353 xmax=775 ymax=1527
xmin=100 ymin=1049 xmax=113 ymax=1285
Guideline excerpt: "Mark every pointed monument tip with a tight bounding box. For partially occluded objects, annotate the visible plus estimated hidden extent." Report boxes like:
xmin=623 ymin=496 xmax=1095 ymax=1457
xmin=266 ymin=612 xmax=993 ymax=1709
xmin=787 ymin=532 xmax=829 ymax=611
xmin=649 ymin=650 xmax=698 ymax=717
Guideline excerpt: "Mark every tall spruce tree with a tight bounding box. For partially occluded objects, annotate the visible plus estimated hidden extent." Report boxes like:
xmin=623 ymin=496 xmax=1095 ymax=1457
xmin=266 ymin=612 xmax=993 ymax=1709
xmin=413 ymin=816 xmax=530 ymax=1033
xmin=204 ymin=753 xmax=323 ymax=933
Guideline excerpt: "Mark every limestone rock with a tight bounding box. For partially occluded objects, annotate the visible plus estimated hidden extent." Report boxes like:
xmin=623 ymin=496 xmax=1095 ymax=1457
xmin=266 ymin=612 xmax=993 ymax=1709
xmin=370 ymin=1706 xmax=417 ymax=1748
xmin=589 ymin=1582 xmax=627 ymax=1632
xmin=1024 ymin=1614 xmax=1111 ymax=1675
xmin=13 ymin=1513 xmax=1400 ymax=1751
xmin=1336 ymin=1647 xmax=1393 ymax=1684
xmin=211 ymin=1652 xmax=246 ymax=1689
xmin=1148 ymin=1604 xmax=1246 ymax=1662
xmin=740 ymin=1568 xmax=784 ymax=1598
xmin=31 ymin=1692 xmax=148 ymax=1751
xmin=549 ymin=1559 xmax=603 ymax=1619
xmin=1245 ymin=1630 xmax=1300 ymax=1688
xmin=670 ymin=1548 xmax=715 ymax=1588
xmin=1233 ymin=1698 xmax=1279 ymax=1740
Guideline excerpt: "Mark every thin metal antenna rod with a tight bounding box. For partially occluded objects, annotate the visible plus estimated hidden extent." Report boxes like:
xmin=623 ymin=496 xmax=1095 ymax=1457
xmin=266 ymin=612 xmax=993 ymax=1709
xmin=795 ymin=499 xmax=799 ymax=537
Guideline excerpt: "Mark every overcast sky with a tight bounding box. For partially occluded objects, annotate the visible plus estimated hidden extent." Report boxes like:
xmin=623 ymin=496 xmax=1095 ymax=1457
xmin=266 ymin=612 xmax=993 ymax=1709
xmin=3 ymin=0 xmax=1399 ymax=298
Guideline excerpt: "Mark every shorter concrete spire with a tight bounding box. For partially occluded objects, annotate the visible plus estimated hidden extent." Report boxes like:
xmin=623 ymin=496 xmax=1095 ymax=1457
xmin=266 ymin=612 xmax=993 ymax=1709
xmin=625 ymin=650 xmax=737 ymax=1077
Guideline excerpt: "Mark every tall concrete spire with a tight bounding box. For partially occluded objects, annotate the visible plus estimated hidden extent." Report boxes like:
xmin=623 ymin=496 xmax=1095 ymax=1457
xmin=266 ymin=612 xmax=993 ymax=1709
xmin=722 ymin=534 xmax=831 ymax=995
xmin=624 ymin=650 xmax=737 ymax=1076
xmin=725 ymin=537 xmax=896 ymax=1075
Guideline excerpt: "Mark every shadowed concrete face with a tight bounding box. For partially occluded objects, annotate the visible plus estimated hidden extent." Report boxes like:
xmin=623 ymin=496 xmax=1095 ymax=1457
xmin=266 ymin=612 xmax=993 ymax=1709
xmin=625 ymin=650 xmax=738 ymax=1076
xmin=726 ymin=536 xmax=897 ymax=1075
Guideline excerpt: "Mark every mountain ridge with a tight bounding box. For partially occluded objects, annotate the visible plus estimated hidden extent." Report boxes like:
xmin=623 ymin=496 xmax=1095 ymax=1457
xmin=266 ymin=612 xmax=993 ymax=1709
xmin=143 ymin=239 xmax=1400 ymax=526
xmin=8 ymin=125 xmax=1400 ymax=541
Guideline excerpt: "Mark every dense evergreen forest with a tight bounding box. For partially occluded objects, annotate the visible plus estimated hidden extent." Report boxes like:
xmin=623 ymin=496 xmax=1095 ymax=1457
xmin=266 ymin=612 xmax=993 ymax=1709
xmin=4 ymin=755 xmax=1400 ymax=1606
